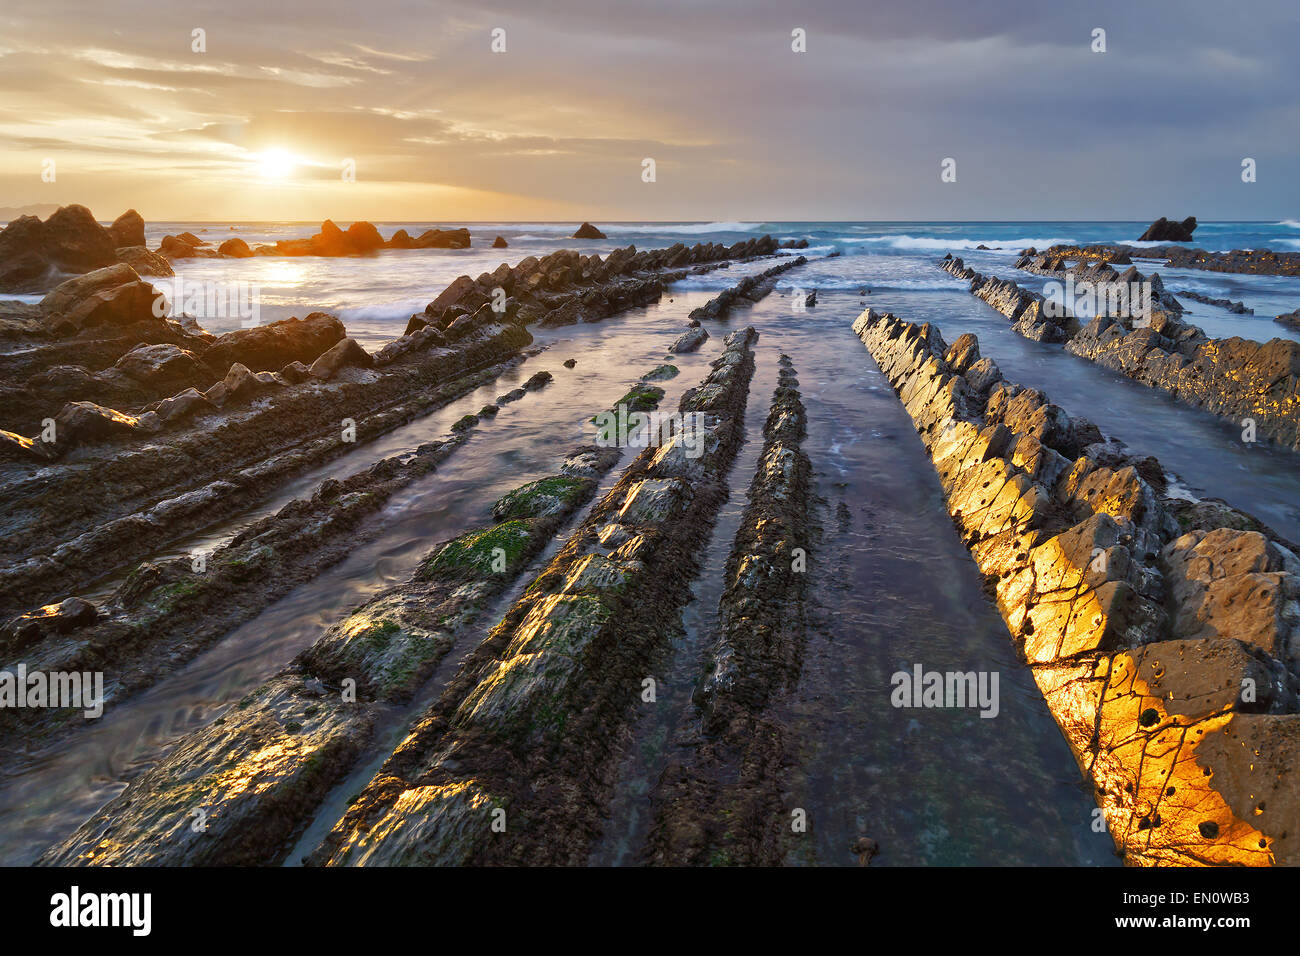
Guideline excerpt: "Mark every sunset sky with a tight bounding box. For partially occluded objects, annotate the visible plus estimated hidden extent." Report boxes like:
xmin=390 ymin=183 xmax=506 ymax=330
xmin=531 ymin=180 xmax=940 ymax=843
xmin=2 ymin=0 xmax=1297 ymax=222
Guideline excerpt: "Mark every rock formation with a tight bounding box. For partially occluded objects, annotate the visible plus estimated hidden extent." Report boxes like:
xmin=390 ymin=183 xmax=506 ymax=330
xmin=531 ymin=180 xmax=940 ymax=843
xmin=1138 ymin=216 xmax=1198 ymax=242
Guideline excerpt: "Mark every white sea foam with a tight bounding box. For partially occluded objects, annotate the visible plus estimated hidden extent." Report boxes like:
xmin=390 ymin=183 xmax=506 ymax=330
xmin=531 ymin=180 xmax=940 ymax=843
xmin=834 ymin=235 xmax=1077 ymax=252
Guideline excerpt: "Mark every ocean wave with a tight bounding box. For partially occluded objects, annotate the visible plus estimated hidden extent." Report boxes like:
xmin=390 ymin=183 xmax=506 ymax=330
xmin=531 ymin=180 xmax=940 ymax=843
xmin=1277 ymin=220 xmax=1300 ymax=229
xmin=481 ymin=221 xmax=762 ymax=236
xmin=335 ymin=299 xmax=430 ymax=323
xmin=833 ymin=235 xmax=1077 ymax=252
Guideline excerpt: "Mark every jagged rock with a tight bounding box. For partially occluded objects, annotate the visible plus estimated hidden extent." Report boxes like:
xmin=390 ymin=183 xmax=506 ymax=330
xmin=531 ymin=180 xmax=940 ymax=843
xmin=404 ymin=315 xmax=428 ymax=336
xmin=158 ymin=234 xmax=200 ymax=259
xmin=115 ymin=245 xmax=174 ymax=277
xmin=274 ymin=220 xmax=390 ymax=256
xmin=492 ymin=236 xmax=508 ymax=248
xmin=112 ymin=343 xmax=202 ymax=386
xmin=309 ymin=337 xmax=374 ymax=379
xmin=671 ymin=326 xmax=709 ymax=353
xmin=218 ymin=237 xmax=253 ymax=258
xmin=276 ymin=361 xmax=312 ymax=385
xmin=177 ymin=232 xmax=208 ymax=246
xmin=154 ymin=387 xmax=211 ymax=423
xmin=573 ymin=222 xmax=606 ymax=239
xmin=107 ymin=209 xmax=146 ymax=248
xmin=0 ymin=204 xmax=118 ymax=292
xmin=523 ymin=370 xmax=553 ymax=390
xmin=202 ymin=313 xmax=346 ymax=373
xmin=39 ymin=264 xmax=163 ymax=335
xmin=0 ymin=596 xmax=99 ymax=653
xmin=53 ymin=400 xmax=140 ymax=443
xmin=1138 ymin=216 xmax=1197 ymax=242
xmin=410 ymin=228 xmax=470 ymax=250
xmin=1276 ymin=309 xmax=1300 ymax=331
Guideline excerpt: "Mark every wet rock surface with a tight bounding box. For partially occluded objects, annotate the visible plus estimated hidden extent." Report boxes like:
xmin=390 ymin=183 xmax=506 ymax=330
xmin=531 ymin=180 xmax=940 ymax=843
xmin=645 ymin=354 xmax=813 ymax=865
xmin=309 ymin=328 xmax=762 ymax=865
xmin=39 ymin=442 xmax=624 ymax=866
xmin=854 ymin=307 xmax=1300 ymax=866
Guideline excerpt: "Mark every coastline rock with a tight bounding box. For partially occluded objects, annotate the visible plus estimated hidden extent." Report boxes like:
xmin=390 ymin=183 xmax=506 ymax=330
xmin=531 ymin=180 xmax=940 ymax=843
xmin=112 ymin=343 xmax=203 ymax=386
xmin=492 ymin=236 xmax=508 ymax=248
xmin=309 ymin=337 xmax=374 ymax=380
xmin=39 ymin=264 xmax=164 ymax=335
xmin=218 ymin=237 xmax=253 ymax=258
xmin=114 ymin=245 xmax=174 ymax=277
xmin=1276 ymin=309 xmax=1300 ymax=331
xmin=0 ymin=205 xmax=118 ymax=292
xmin=158 ymin=234 xmax=202 ymax=259
xmin=671 ymin=326 xmax=709 ymax=353
xmin=202 ymin=313 xmax=346 ymax=373
xmin=1139 ymin=216 xmax=1197 ymax=242
xmin=411 ymin=227 xmax=470 ymax=250
xmin=107 ymin=209 xmax=146 ymax=248
xmin=573 ymin=222 xmax=606 ymax=239
xmin=1178 ymin=289 xmax=1252 ymax=314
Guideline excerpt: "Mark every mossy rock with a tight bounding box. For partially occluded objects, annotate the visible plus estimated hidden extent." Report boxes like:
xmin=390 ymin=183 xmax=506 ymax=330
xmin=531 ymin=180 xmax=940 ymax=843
xmin=641 ymin=364 xmax=679 ymax=382
xmin=492 ymin=475 xmax=592 ymax=521
xmin=421 ymin=520 xmax=535 ymax=579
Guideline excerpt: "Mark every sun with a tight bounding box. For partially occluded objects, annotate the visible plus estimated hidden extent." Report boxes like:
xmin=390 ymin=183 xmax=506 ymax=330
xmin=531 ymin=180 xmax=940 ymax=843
xmin=256 ymin=148 xmax=297 ymax=180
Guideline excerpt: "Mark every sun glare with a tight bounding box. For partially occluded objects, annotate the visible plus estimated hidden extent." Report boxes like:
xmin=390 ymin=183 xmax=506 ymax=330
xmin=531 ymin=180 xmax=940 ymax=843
xmin=257 ymin=148 xmax=297 ymax=180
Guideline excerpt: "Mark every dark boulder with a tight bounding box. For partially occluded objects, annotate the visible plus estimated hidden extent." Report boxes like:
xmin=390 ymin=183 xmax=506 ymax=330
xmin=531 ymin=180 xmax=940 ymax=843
xmin=201 ymin=312 xmax=346 ymax=373
xmin=40 ymin=264 xmax=165 ymax=335
xmin=411 ymin=228 xmax=471 ymax=249
xmin=308 ymin=337 xmax=374 ymax=379
xmin=1276 ymin=309 xmax=1300 ymax=331
xmin=112 ymin=343 xmax=203 ymax=386
xmin=0 ymin=204 xmax=118 ymax=292
xmin=492 ymin=235 xmax=509 ymax=248
xmin=1138 ymin=216 xmax=1197 ymax=242
xmin=573 ymin=222 xmax=607 ymax=239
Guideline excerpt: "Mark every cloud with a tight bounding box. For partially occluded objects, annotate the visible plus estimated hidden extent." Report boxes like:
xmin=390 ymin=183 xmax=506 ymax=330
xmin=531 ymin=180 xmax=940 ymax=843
xmin=0 ymin=0 xmax=1296 ymax=219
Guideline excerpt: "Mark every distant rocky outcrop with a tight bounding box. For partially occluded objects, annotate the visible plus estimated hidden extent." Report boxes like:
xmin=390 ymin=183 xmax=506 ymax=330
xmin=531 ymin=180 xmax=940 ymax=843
xmin=573 ymin=222 xmax=606 ymax=239
xmin=265 ymin=221 xmax=470 ymax=257
xmin=1138 ymin=216 xmax=1197 ymax=242
xmin=408 ymin=227 xmax=470 ymax=249
xmin=492 ymin=235 xmax=508 ymax=248
xmin=1277 ymin=309 xmax=1300 ymax=331
xmin=217 ymin=237 xmax=253 ymax=258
